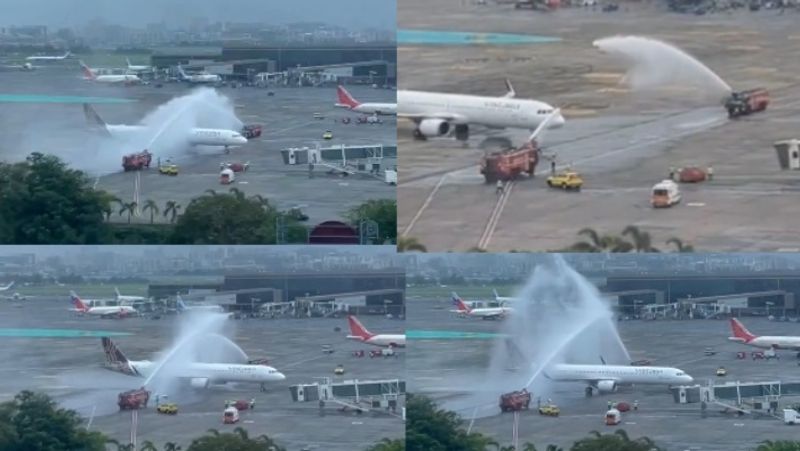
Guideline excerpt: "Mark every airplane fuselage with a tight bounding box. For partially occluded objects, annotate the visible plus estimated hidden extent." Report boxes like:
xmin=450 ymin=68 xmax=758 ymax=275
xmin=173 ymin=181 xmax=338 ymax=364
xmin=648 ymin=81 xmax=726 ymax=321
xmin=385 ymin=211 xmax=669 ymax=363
xmin=730 ymin=336 xmax=800 ymax=351
xmin=352 ymin=103 xmax=397 ymax=116
xmin=348 ymin=334 xmax=406 ymax=348
xmin=105 ymin=124 xmax=248 ymax=147
xmin=82 ymin=306 xmax=137 ymax=316
xmin=128 ymin=360 xmax=285 ymax=383
xmin=547 ymin=363 xmax=693 ymax=386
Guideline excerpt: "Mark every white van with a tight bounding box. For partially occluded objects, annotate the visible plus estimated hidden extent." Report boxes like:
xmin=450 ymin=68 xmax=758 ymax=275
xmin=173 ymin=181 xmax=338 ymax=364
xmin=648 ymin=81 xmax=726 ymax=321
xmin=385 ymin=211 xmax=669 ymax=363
xmin=385 ymin=168 xmax=397 ymax=185
xmin=223 ymin=406 xmax=240 ymax=424
xmin=651 ymin=179 xmax=681 ymax=208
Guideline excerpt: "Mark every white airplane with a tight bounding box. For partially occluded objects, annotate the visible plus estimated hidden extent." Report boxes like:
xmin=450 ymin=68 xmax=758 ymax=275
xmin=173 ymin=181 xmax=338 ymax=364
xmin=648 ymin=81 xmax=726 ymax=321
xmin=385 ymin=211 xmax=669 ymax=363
xmin=346 ymin=315 xmax=405 ymax=348
xmin=26 ymin=51 xmax=71 ymax=62
xmin=1 ymin=62 xmax=36 ymax=71
xmin=398 ymin=79 xmax=565 ymax=142
xmin=101 ymin=337 xmax=285 ymax=391
xmin=80 ymin=60 xmax=141 ymax=85
xmin=1 ymin=292 xmax=26 ymax=301
xmin=178 ymin=65 xmax=221 ymax=84
xmin=729 ymin=318 xmax=800 ymax=353
xmin=115 ymin=287 xmax=147 ymax=303
xmin=544 ymin=362 xmax=694 ymax=396
xmin=335 ymin=85 xmax=396 ymax=116
xmin=126 ymin=58 xmax=152 ymax=73
xmin=493 ymin=289 xmax=520 ymax=304
xmin=451 ymin=292 xmax=513 ymax=319
xmin=0 ymin=282 xmax=15 ymax=292
xmin=70 ymin=291 xmax=137 ymax=318
xmin=82 ymin=104 xmax=248 ymax=152
xmin=177 ymin=295 xmax=225 ymax=313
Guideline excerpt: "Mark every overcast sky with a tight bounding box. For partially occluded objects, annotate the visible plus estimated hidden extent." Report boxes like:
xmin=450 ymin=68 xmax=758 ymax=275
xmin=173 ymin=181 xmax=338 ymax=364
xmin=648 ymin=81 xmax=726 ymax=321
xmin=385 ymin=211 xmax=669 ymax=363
xmin=0 ymin=0 xmax=396 ymax=30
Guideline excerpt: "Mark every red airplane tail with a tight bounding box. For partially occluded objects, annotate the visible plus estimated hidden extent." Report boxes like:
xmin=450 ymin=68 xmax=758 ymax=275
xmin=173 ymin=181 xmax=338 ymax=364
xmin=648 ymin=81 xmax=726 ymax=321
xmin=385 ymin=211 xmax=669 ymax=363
xmin=730 ymin=318 xmax=757 ymax=342
xmin=337 ymin=85 xmax=360 ymax=108
xmin=79 ymin=60 xmax=96 ymax=80
xmin=451 ymin=292 xmax=471 ymax=313
xmin=70 ymin=291 xmax=89 ymax=312
xmin=347 ymin=315 xmax=374 ymax=340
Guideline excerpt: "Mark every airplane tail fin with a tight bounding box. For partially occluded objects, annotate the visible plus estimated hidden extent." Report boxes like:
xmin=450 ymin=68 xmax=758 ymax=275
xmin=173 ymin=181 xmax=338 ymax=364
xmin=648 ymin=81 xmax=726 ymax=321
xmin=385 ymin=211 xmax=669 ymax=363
xmin=176 ymin=295 xmax=186 ymax=311
xmin=493 ymin=289 xmax=500 ymax=300
xmin=336 ymin=85 xmax=360 ymax=108
xmin=730 ymin=318 xmax=757 ymax=342
xmin=114 ymin=287 xmax=121 ymax=299
xmin=451 ymin=292 xmax=471 ymax=312
xmin=82 ymin=104 xmax=111 ymax=137
xmin=101 ymin=337 xmax=138 ymax=376
xmin=347 ymin=315 xmax=374 ymax=340
xmin=78 ymin=60 xmax=95 ymax=80
xmin=177 ymin=64 xmax=188 ymax=79
xmin=64 ymin=51 xmax=72 ymax=58
xmin=0 ymin=281 xmax=15 ymax=291
xmin=503 ymin=79 xmax=516 ymax=98
xmin=126 ymin=57 xmax=132 ymax=68
xmin=70 ymin=291 xmax=89 ymax=312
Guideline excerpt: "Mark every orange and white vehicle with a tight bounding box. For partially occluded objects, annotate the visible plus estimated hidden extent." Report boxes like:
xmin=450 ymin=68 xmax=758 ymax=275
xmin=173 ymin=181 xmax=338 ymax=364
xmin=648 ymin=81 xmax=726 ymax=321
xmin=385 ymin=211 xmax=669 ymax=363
xmin=346 ymin=315 xmax=405 ymax=348
xmin=223 ymin=406 xmax=239 ymax=424
xmin=651 ymin=180 xmax=681 ymax=208
xmin=729 ymin=318 xmax=800 ymax=353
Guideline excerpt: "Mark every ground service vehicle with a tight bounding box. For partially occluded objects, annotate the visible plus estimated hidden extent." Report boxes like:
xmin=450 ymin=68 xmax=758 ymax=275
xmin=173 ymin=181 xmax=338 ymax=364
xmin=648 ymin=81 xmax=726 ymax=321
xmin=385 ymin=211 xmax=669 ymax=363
xmin=651 ymin=180 xmax=681 ymax=208
xmin=678 ymin=167 xmax=707 ymax=183
xmin=385 ymin=168 xmax=397 ymax=185
xmin=122 ymin=151 xmax=152 ymax=172
xmin=220 ymin=168 xmax=235 ymax=184
xmin=118 ymin=388 xmax=150 ymax=410
xmin=323 ymin=130 xmax=333 ymax=140
xmin=223 ymin=406 xmax=239 ymax=424
xmin=539 ymin=404 xmax=560 ymax=416
xmin=157 ymin=403 xmax=178 ymax=414
xmin=499 ymin=389 xmax=531 ymax=412
xmin=241 ymin=124 xmax=262 ymax=139
xmin=547 ymin=171 xmax=583 ymax=191
xmin=716 ymin=366 xmax=727 ymax=376
xmin=605 ymin=408 xmax=621 ymax=425
xmin=480 ymin=142 xmax=538 ymax=183
xmin=725 ymin=88 xmax=769 ymax=118
xmin=221 ymin=162 xmax=249 ymax=172
xmin=159 ymin=163 xmax=178 ymax=176
xmin=785 ymin=408 xmax=800 ymax=425
xmin=334 ymin=364 xmax=345 ymax=375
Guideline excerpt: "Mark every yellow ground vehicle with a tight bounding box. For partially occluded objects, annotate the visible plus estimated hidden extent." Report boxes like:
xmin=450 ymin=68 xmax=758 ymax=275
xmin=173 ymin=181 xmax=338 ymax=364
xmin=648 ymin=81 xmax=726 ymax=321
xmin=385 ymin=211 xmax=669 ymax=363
xmin=159 ymin=163 xmax=179 ymax=176
xmin=157 ymin=403 xmax=178 ymax=414
xmin=546 ymin=171 xmax=583 ymax=191
xmin=323 ymin=130 xmax=333 ymax=140
xmin=334 ymin=364 xmax=345 ymax=375
xmin=539 ymin=404 xmax=560 ymax=416
xmin=716 ymin=366 xmax=727 ymax=377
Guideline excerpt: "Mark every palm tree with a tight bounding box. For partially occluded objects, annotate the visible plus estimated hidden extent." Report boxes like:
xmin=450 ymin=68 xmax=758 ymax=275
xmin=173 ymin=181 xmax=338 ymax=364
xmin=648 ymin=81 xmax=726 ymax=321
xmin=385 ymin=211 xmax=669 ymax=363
xmin=397 ymin=236 xmax=427 ymax=252
xmin=228 ymin=187 xmax=246 ymax=201
xmin=206 ymin=428 xmax=220 ymax=436
xmin=233 ymin=426 xmax=250 ymax=440
xmin=163 ymin=201 xmax=182 ymax=224
xmin=622 ymin=225 xmax=659 ymax=252
xmin=544 ymin=445 xmax=563 ymax=451
xmin=666 ymin=237 xmax=694 ymax=252
xmin=118 ymin=201 xmax=138 ymax=224
xmin=467 ymin=247 xmax=487 ymax=253
xmin=250 ymin=194 xmax=270 ymax=208
xmin=522 ymin=444 xmax=538 ymax=451
xmin=105 ymin=440 xmax=134 ymax=451
xmin=139 ymin=441 xmax=158 ymax=451
xmin=204 ymin=189 xmax=218 ymax=196
xmin=569 ymin=228 xmax=633 ymax=253
xmin=163 ymin=443 xmax=182 ymax=451
xmin=100 ymin=194 xmax=122 ymax=222
xmin=142 ymin=199 xmax=159 ymax=225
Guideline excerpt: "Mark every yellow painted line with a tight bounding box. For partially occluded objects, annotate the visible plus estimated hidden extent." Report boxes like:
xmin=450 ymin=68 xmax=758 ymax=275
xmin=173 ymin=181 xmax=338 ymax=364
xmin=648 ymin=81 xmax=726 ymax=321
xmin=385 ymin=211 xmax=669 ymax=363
xmin=583 ymin=72 xmax=623 ymax=80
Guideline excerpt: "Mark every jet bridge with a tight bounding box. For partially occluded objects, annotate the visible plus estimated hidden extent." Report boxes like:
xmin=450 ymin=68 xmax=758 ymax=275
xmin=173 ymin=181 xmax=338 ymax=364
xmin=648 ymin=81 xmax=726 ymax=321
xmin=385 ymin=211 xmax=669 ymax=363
xmin=289 ymin=378 xmax=405 ymax=418
xmin=671 ymin=380 xmax=800 ymax=416
xmin=281 ymin=144 xmax=397 ymax=178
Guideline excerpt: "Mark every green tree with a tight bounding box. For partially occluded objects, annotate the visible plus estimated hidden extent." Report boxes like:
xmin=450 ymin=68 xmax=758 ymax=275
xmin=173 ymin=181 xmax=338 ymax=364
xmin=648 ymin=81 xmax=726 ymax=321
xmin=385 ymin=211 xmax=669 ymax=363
xmin=397 ymin=236 xmax=427 ymax=252
xmin=622 ymin=226 xmax=659 ymax=252
xmin=406 ymin=394 xmax=497 ymax=451
xmin=0 ymin=390 xmax=107 ymax=451
xmin=571 ymin=430 xmax=663 ymax=451
xmin=139 ymin=440 xmax=159 ymax=451
xmin=566 ymin=228 xmax=634 ymax=253
xmin=345 ymin=199 xmax=396 ymax=244
xmin=366 ymin=438 xmax=405 ymax=451
xmin=0 ymin=153 xmax=111 ymax=243
xmin=185 ymin=427 xmax=285 ymax=451
xmin=119 ymin=201 xmax=138 ymax=225
xmin=142 ymin=199 xmax=160 ymax=225
xmin=163 ymin=201 xmax=182 ymax=224
xmin=666 ymin=237 xmax=694 ymax=252
xmin=170 ymin=189 xmax=278 ymax=244
xmin=756 ymin=441 xmax=800 ymax=451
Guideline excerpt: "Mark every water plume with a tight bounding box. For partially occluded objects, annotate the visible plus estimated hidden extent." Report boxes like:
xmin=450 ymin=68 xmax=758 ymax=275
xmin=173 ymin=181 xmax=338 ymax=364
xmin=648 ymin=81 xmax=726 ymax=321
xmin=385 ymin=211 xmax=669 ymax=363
xmin=593 ymin=35 xmax=732 ymax=100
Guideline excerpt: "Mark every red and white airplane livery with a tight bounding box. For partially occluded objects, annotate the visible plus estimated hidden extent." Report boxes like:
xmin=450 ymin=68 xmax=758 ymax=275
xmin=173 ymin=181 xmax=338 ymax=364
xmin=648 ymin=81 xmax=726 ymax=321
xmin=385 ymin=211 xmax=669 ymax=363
xmin=346 ymin=315 xmax=405 ymax=348
xmin=729 ymin=318 xmax=800 ymax=353
xmin=335 ymin=86 xmax=396 ymax=116
xmin=70 ymin=291 xmax=138 ymax=318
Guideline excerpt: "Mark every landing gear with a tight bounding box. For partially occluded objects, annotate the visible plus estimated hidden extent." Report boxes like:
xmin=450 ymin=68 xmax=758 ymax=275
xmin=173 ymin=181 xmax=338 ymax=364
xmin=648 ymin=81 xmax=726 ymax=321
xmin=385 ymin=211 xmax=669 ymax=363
xmin=260 ymin=383 xmax=266 ymax=392
xmin=224 ymin=146 xmax=231 ymax=154
xmin=412 ymin=128 xmax=427 ymax=141
xmin=585 ymin=386 xmax=594 ymax=397
xmin=454 ymin=124 xmax=469 ymax=141
xmin=796 ymin=352 xmax=800 ymax=359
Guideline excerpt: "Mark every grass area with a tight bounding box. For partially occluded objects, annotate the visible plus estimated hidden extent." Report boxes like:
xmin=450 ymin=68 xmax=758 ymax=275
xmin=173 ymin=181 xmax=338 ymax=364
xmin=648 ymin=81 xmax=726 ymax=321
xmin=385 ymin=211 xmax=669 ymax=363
xmin=406 ymin=284 xmax=520 ymax=300
xmin=73 ymin=53 xmax=151 ymax=68
xmin=14 ymin=283 xmax=148 ymax=297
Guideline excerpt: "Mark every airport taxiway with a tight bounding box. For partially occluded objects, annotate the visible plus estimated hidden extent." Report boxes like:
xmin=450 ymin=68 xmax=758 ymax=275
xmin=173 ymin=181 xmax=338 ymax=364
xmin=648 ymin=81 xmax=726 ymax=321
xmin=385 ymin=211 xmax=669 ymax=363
xmin=398 ymin=1 xmax=800 ymax=251
xmin=0 ymin=298 xmax=404 ymax=450
xmin=0 ymin=69 xmax=396 ymax=225
xmin=407 ymin=297 xmax=800 ymax=451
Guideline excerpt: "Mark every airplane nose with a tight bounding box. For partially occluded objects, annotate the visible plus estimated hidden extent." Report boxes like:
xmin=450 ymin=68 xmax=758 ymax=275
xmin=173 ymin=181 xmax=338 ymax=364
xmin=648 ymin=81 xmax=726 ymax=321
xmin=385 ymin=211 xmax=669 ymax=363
xmin=276 ymin=372 xmax=286 ymax=381
xmin=237 ymin=136 xmax=248 ymax=144
xmin=550 ymin=113 xmax=566 ymax=128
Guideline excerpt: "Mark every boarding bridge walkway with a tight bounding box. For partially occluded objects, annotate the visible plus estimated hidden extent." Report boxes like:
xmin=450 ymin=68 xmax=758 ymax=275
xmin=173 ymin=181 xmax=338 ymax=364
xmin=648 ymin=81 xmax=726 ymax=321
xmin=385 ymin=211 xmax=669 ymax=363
xmin=281 ymin=144 xmax=397 ymax=178
xmin=290 ymin=378 xmax=405 ymax=418
xmin=672 ymin=380 xmax=800 ymax=416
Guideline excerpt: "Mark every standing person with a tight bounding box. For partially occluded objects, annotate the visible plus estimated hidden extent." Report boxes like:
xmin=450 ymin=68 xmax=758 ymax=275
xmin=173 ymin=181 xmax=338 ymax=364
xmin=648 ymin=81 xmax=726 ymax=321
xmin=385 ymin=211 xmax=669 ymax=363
xmin=669 ymin=166 xmax=675 ymax=180
xmin=707 ymin=166 xmax=714 ymax=181
xmin=496 ymin=179 xmax=504 ymax=195
xmin=634 ymin=400 xmax=639 ymax=411
xmin=551 ymin=159 xmax=557 ymax=176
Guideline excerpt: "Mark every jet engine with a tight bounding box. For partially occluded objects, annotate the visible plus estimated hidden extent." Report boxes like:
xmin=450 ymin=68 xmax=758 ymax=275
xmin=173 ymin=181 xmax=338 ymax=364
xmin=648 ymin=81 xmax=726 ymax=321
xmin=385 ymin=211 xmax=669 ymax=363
xmin=418 ymin=119 xmax=450 ymax=137
xmin=596 ymin=380 xmax=617 ymax=393
xmin=190 ymin=377 xmax=210 ymax=389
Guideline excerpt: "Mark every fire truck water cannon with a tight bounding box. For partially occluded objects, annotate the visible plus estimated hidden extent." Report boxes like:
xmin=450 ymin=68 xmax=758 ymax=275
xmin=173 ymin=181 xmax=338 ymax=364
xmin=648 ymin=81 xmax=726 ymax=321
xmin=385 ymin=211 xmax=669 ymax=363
xmin=241 ymin=125 xmax=262 ymax=139
xmin=499 ymin=388 xmax=532 ymax=412
xmin=122 ymin=150 xmax=152 ymax=172
xmin=724 ymin=88 xmax=769 ymax=118
xmin=118 ymin=387 xmax=150 ymax=410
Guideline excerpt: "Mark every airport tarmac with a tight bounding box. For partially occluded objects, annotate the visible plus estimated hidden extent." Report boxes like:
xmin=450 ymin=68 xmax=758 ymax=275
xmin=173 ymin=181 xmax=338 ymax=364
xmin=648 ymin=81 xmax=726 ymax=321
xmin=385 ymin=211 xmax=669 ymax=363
xmin=408 ymin=297 xmax=800 ymax=451
xmin=0 ymin=298 xmax=404 ymax=450
xmin=0 ymin=68 xmax=396 ymax=225
xmin=398 ymin=1 xmax=800 ymax=252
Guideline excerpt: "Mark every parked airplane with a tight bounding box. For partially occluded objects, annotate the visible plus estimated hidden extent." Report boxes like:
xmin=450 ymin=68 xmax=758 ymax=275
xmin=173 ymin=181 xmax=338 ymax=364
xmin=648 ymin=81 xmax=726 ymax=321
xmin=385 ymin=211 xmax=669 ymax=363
xmin=729 ymin=318 xmax=800 ymax=355
xmin=335 ymin=85 xmax=396 ymax=116
xmin=101 ymin=337 xmax=285 ymax=391
xmin=544 ymin=362 xmax=694 ymax=396
xmin=451 ymin=293 xmax=513 ymax=319
xmin=80 ymin=60 xmax=141 ymax=84
xmin=0 ymin=292 xmax=26 ymax=301
xmin=115 ymin=287 xmax=147 ymax=303
xmin=1 ymin=62 xmax=36 ymax=71
xmin=0 ymin=282 xmax=15 ymax=292
xmin=177 ymin=295 xmax=224 ymax=313
xmin=26 ymin=51 xmax=71 ymax=61
xmin=346 ymin=315 xmax=405 ymax=348
xmin=126 ymin=58 xmax=152 ymax=73
xmin=70 ymin=291 xmax=137 ymax=318
xmin=398 ymin=79 xmax=565 ymax=142
xmin=177 ymin=65 xmax=221 ymax=84
xmin=82 ymin=104 xmax=248 ymax=152
xmin=493 ymin=289 xmax=520 ymax=304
